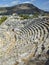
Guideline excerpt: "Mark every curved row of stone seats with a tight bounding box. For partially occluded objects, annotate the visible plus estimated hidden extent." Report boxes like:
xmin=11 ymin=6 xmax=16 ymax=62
xmin=37 ymin=24 xmax=45 ymax=38
xmin=20 ymin=20 xmax=49 ymax=42
xmin=34 ymin=22 xmax=48 ymax=41
xmin=36 ymin=22 xmax=49 ymax=51
xmin=28 ymin=26 xmax=36 ymax=39
xmin=16 ymin=19 xmax=49 ymax=64
xmin=29 ymin=24 xmax=44 ymax=44
xmin=18 ymin=20 xmax=49 ymax=54
xmin=21 ymin=19 xmax=49 ymax=53
xmin=31 ymin=25 xmax=41 ymax=40
xmin=28 ymin=26 xmax=38 ymax=40
xmin=38 ymin=22 xmax=49 ymax=36
xmin=21 ymin=25 xmax=35 ymax=40
xmin=44 ymin=22 xmax=49 ymax=29
xmin=35 ymin=25 xmax=46 ymax=50
xmin=39 ymin=23 xmax=48 ymax=38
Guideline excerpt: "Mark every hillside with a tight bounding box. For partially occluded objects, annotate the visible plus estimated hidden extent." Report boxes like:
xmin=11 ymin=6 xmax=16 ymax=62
xmin=0 ymin=3 xmax=49 ymax=15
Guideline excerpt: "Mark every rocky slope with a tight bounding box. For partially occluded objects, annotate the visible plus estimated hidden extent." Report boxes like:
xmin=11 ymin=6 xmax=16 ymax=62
xmin=0 ymin=16 xmax=49 ymax=65
xmin=0 ymin=3 xmax=49 ymax=15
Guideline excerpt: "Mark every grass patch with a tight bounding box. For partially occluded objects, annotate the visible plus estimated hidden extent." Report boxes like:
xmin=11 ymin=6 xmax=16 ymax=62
xmin=0 ymin=16 xmax=7 ymax=25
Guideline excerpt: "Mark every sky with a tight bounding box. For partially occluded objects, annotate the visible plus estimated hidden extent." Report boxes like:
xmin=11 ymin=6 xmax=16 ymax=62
xmin=0 ymin=0 xmax=49 ymax=11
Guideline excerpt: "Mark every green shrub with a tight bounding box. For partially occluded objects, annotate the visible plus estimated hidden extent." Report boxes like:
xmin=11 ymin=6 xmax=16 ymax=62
xmin=0 ymin=16 xmax=7 ymax=24
xmin=19 ymin=14 xmax=30 ymax=19
xmin=19 ymin=13 xmax=39 ymax=19
xmin=32 ymin=13 xmax=39 ymax=18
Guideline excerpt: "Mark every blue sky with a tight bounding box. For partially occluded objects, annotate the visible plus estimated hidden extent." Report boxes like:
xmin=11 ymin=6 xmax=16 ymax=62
xmin=0 ymin=0 xmax=49 ymax=11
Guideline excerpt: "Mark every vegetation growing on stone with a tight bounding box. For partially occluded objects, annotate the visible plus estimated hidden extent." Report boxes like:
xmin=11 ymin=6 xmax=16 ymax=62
xmin=19 ymin=14 xmax=30 ymax=19
xmin=0 ymin=16 xmax=7 ymax=24
xmin=19 ymin=14 xmax=39 ymax=19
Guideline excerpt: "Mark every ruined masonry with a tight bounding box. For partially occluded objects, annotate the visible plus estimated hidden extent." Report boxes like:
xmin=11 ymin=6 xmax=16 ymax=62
xmin=0 ymin=16 xmax=49 ymax=65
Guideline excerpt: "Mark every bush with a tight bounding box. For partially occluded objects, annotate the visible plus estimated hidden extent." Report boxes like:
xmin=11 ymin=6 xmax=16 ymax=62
xmin=0 ymin=16 xmax=7 ymax=24
xmin=19 ymin=14 xmax=30 ymax=19
xmin=19 ymin=13 xmax=39 ymax=20
xmin=33 ymin=13 xmax=39 ymax=18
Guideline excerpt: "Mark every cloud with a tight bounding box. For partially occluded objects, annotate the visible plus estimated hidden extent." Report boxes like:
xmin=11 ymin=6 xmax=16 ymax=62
xmin=0 ymin=0 xmax=20 ymax=7
xmin=0 ymin=0 xmax=36 ymax=7
xmin=43 ymin=7 xmax=49 ymax=11
xmin=18 ymin=0 xmax=36 ymax=4
xmin=22 ymin=1 xmax=31 ymax=3
xmin=11 ymin=0 xmax=19 ymax=5
xmin=10 ymin=0 xmax=35 ymax=6
xmin=0 ymin=4 xmax=9 ymax=7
